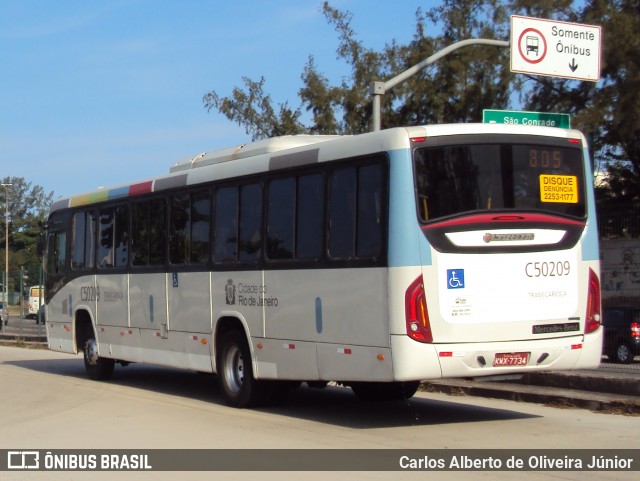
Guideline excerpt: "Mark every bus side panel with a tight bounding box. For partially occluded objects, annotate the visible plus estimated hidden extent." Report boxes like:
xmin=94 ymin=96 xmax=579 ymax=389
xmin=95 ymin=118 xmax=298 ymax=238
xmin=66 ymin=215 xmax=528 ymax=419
xmin=167 ymin=271 xmax=214 ymax=372
xmin=262 ymin=268 xmax=389 ymax=346
xmin=252 ymin=338 xmax=320 ymax=380
xmin=94 ymin=274 xmax=141 ymax=361
xmin=96 ymin=325 xmax=142 ymax=363
xmin=96 ymin=274 xmax=129 ymax=327
xmin=260 ymin=268 xmax=389 ymax=381
xmin=168 ymin=272 xmax=212 ymax=334
xmin=186 ymin=331 xmax=214 ymax=373
xmin=46 ymin=275 xmax=96 ymax=354
xmin=139 ymin=328 xmax=190 ymax=369
xmin=317 ymin=344 xmax=394 ymax=382
xmin=211 ymin=271 xmax=266 ymax=335
xmin=130 ymin=273 xmax=184 ymax=367
xmin=130 ymin=273 xmax=167 ymax=330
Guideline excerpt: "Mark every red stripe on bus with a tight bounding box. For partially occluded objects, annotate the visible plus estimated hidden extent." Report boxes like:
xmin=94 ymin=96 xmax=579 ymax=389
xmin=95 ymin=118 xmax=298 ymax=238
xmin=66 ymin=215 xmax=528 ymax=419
xmin=129 ymin=181 xmax=153 ymax=196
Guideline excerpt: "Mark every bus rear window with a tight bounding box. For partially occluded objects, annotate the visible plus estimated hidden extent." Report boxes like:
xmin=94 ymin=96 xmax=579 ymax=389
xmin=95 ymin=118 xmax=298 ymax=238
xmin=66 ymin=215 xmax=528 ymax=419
xmin=414 ymin=142 xmax=586 ymax=222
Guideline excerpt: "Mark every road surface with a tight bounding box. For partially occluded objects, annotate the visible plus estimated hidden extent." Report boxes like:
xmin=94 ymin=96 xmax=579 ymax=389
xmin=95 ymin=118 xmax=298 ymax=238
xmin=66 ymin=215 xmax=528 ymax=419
xmin=0 ymin=345 xmax=638 ymax=481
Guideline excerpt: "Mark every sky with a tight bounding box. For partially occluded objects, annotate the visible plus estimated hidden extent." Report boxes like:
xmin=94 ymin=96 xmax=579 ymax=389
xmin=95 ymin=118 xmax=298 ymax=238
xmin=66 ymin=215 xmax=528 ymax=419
xmin=0 ymin=0 xmax=438 ymax=201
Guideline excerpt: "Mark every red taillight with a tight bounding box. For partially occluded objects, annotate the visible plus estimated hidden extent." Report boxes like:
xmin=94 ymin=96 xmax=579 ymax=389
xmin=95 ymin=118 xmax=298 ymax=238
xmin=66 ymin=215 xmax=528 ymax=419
xmin=405 ymin=275 xmax=432 ymax=343
xmin=410 ymin=137 xmax=427 ymax=143
xmin=631 ymin=322 xmax=640 ymax=339
xmin=585 ymin=268 xmax=601 ymax=334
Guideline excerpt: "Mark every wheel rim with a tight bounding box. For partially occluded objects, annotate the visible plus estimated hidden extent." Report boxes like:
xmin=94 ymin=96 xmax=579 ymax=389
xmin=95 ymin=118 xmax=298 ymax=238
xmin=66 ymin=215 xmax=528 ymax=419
xmin=223 ymin=344 xmax=245 ymax=394
xmin=85 ymin=338 xmax=99 ymax=366
xmin=617 ymin=344 xmax=630 ymax=362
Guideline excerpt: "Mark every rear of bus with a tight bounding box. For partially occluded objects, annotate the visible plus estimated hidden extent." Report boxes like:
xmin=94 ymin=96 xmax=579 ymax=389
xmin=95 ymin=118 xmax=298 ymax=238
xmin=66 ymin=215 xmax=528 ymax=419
xmin=28 ymin=286 xmax=44 ymax=318
xmin=392 ymin=124 xmax=602 ymax=380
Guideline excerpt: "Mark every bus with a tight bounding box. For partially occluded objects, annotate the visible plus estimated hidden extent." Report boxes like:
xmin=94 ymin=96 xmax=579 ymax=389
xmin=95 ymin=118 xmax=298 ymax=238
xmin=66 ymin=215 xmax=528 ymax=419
xmin=44 ymin=123 xmax=602 ymax=408
xmin=28 ymin=285 xmax=44 ymax=319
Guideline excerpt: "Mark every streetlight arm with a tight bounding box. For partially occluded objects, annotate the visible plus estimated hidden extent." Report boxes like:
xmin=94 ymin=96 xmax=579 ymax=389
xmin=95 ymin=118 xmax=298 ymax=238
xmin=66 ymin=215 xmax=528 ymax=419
xmin=370 ymin=38 xmax=510 ymax=130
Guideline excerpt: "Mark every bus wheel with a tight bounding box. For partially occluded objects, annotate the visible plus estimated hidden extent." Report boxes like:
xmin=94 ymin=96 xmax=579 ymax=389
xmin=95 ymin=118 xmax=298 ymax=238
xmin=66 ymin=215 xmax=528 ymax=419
xmin=350 ymin=381 xmax=420 ymax=402
xmin=218 ymin=330 xmax=267 ymax=408
xmin=83 ymin=337 xmax=115 ymax=381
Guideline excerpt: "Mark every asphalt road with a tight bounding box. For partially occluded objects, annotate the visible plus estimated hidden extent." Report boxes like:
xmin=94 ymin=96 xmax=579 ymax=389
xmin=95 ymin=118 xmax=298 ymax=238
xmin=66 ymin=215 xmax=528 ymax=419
xmin=0 ymin=345 xmax=638 ymax=481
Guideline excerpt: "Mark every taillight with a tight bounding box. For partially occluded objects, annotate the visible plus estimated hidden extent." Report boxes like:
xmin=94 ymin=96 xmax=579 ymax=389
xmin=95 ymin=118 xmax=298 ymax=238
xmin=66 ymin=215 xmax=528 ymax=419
xmin=631 ymin=322 xmax=640 ymax=339
xmin=405 ymin=275 xmax=432 ymax=343
xmin=585 ymin=268 xmax=601 ymax=334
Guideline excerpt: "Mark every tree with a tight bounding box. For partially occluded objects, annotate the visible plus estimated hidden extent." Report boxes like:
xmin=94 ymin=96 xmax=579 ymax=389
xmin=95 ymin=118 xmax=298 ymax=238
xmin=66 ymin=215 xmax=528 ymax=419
xmin=204 ymin=0 xmax=513 ymax=138
xmin=203 ymin=0 xmax=639 ymax=214
xmin=0 ymin=177 xmax=53 ymax=292
xmin=513 ymin=0 xmax=640 ymax=204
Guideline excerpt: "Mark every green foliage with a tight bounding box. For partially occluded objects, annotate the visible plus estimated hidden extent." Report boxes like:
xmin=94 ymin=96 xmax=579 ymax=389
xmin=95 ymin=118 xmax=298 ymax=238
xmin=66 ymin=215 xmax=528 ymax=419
xmin=203 ymin=1 xmax=516 ymax=136
xmin=203 ymin=0 xmax=639 ymax=215
xmin=203 ymin=77 xmax=306 ymax=139
xmin=0 ymin=177 xmax=53 ymax=290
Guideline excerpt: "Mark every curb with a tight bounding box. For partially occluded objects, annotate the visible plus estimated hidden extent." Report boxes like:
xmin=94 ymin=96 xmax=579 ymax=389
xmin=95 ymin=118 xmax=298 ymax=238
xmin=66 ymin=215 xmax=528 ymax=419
xmin=0 ymin=333 xmax=47 ymax=346
xmin=422 ymin=374 xmax=640 ymax=415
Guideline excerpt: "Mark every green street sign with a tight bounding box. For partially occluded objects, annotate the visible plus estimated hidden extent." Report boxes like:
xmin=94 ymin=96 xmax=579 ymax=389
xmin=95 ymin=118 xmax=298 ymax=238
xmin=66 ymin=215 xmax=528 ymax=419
xmin=483 ymin=109 xmax=570 ymax=129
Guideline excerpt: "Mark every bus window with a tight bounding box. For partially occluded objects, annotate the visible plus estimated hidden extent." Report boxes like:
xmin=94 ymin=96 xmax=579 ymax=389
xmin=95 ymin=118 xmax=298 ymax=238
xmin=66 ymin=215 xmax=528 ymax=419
xmin=71 ymin=211 xmax=97 ymax=269
xmin=131 ymin=199 xmax=165 ymax=266
xmin=191 ymin=191 xmax=211 ymax=264
xmin=239 ymin=183 xmax=262 ymax=263
xmin=267 ymin=178 xmax=295 ymax=260
xmin=414 ymin=143 xmax=586 ymax=222
xmin=296 ymin=174 xmax=324 ymax=260
xmin=328 ymin=167 xmax=357 ymax=259
xmin=46 ymin=231 xmax=66 ymax=277
xmin=214 ymin=186 xmax=238 ymax=263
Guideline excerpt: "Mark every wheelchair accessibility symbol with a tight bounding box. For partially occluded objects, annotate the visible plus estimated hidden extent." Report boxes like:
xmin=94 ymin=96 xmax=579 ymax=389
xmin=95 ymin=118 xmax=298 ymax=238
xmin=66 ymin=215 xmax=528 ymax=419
xmin=447 ymin=269 xmax=465 ymax=289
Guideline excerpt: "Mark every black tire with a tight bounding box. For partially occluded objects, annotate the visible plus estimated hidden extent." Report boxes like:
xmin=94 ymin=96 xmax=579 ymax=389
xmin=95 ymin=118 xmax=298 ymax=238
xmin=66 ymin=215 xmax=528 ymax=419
xmin=350 ymin=381 xmax=420 ymax=402
xmin=612 ymin=342 xmax=633 ymax=364
xmin=83 ymin=336 xmax=115 ymax=380
xmin=218 ymin=330 xmax=269 ymax=408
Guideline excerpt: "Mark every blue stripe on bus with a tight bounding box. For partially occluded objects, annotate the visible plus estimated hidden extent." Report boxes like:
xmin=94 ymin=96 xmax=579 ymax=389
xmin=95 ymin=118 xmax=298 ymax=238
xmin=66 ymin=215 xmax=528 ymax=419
xmin=582 ymin=146 xmax=600 ymax=261
xmin=387 ymin=148 xmax=431 ymax=268
xmin=108 ymin=186 xmax=129 ymax=201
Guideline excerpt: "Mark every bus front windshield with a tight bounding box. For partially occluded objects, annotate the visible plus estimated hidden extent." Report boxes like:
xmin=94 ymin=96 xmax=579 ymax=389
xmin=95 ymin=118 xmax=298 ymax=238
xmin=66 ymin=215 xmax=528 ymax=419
xmin=414 ymin=141 xmax=587 ymax=223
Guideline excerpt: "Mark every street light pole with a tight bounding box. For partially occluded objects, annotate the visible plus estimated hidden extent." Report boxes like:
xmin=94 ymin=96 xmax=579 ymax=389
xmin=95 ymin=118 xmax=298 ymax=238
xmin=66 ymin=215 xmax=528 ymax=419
xmin=1 ymin=182 xmax=12 ymax=319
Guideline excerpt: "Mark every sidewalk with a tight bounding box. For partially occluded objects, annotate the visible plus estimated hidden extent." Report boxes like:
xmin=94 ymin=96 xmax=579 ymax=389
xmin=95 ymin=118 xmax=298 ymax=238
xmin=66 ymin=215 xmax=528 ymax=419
xmin=1 ymin=315 xmax=639 ymax=414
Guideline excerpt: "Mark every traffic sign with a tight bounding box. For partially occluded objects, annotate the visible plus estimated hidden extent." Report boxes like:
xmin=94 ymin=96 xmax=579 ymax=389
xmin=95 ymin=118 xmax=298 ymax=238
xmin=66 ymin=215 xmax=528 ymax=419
xmin=483 ymin=109 xmax=570 ymax=129
xmin=510 ymin=15 xmax=601 ymax=81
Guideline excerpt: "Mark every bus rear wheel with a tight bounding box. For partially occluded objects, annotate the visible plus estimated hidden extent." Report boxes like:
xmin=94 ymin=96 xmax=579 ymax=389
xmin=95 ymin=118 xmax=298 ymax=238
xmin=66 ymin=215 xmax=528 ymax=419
xmin=218 ymin=330 xmax=270 ymax=408
xmin=350 ymin=381 xmax=420 ymax=402
xmin=83 ymin=337 xmax=115 ymax=381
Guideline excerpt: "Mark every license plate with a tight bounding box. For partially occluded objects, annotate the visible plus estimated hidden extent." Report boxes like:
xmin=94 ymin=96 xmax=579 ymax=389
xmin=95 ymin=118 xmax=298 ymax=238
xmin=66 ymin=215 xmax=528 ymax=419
xmin=493 ymin=352 xmax=529 ymax=367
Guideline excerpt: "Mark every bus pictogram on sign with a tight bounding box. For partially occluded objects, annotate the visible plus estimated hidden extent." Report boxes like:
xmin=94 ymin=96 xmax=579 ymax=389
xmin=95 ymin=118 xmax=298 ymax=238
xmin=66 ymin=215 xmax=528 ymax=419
xmin=518 ymin=28 xmax=547 ymax=64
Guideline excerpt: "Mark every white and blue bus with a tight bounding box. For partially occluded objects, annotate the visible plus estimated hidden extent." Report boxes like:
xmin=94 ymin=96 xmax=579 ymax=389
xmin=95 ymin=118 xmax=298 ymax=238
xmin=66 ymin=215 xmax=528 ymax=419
xmin=44 ymin=123 xmax=602 ymax=407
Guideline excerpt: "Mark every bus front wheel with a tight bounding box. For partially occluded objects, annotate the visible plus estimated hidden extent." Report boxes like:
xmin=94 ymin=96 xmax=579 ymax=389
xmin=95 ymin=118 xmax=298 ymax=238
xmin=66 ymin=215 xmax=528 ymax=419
xmin=83 ymin=337 xmax=115 ymax=381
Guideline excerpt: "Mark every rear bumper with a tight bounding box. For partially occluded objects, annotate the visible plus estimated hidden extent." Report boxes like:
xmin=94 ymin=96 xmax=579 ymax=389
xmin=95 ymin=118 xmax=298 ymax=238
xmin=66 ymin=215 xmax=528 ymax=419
xmin=391 ymin=329 xmax=603 ymax=381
